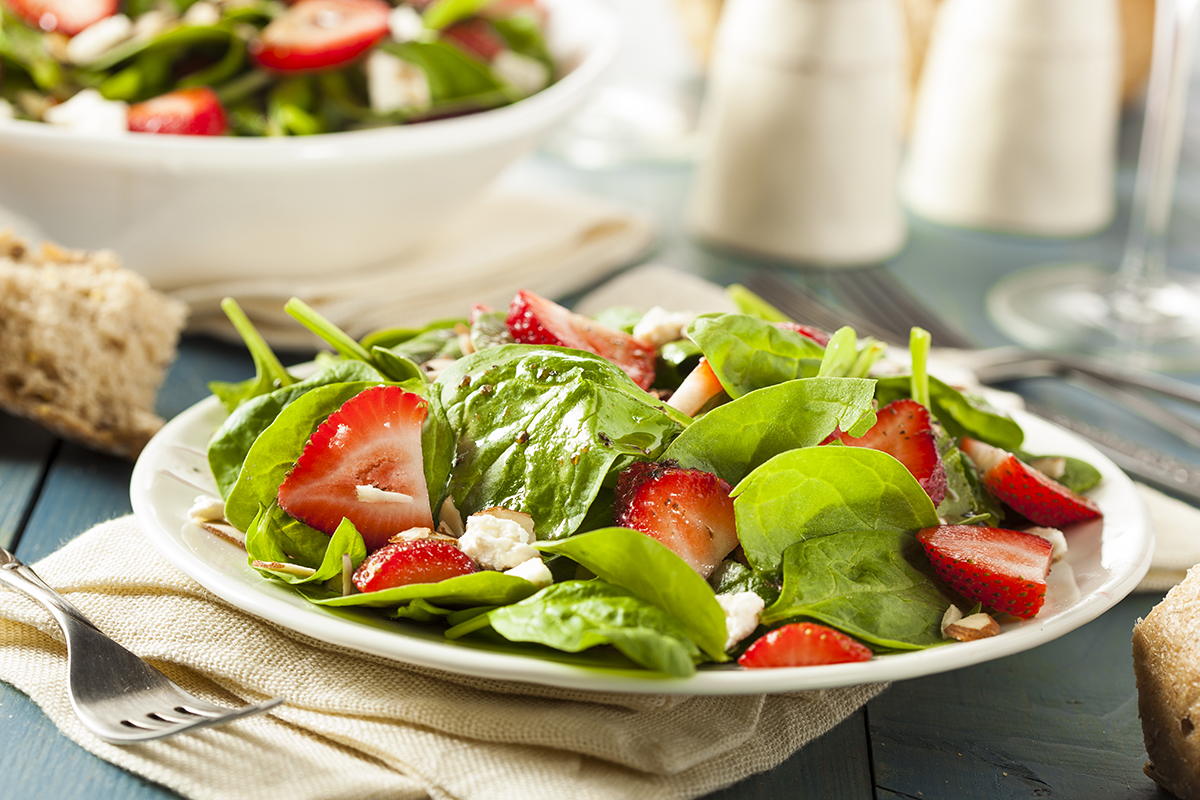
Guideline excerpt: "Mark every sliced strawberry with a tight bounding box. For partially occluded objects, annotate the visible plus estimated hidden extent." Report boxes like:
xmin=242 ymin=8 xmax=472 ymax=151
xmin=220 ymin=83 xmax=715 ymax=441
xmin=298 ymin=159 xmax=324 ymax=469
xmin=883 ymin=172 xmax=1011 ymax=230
xmin=961 ymin=438 xmax=1102 ymax=527
xmin=278 ymin=385 xmax=435 ymax=553
xmin=614 ymin=460 xmax=738 ymax=578
xmin=127 ymin=88 xmax=228 ymax=136
xmin=506 ymin=289 xmax=657 ymax=390
xmin=667 ymin=358 xmax=724 ymax=417
xmin=250 ymin=0 xmax=390 ymax=72
xmin=352 ymin=538 xmax=477 ymax=593
xmin=917 ymin=524 xmax=1053 ymax=619
xmin=834 ymin=398 xmax=947 ymax=505
xmin=738 ymin=622 xmax=872 ymax=668
xmin=7 ymin=0 xmax=116 ymax=36
xmin=442 ymin=17 xmax=505 ymax=62
xmin=775 ymin=321 xmax=831 ymax=347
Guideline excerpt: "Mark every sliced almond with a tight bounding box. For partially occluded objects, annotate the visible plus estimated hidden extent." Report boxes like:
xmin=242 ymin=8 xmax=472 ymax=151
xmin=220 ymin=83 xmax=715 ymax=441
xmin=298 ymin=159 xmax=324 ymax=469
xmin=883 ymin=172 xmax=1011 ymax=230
xmin=197 ymin=520 xmax=247 ymax=549
xmin=388 ymin=526 xmax=458 ymax=544
xmin=941 ymin=603 xmax=964 ymax=637
xmin=475 ymin=506 xmax=535 ymax=536
xmin=439 ymin=496 xmax=465 ymax=538
xmin=251 ymin=560 xmax=317 ymax=578
xmin=1028 ymin=456 xmax=1067 ymax=480
xmin=944 ymin=612 xmax=1000 ymax=642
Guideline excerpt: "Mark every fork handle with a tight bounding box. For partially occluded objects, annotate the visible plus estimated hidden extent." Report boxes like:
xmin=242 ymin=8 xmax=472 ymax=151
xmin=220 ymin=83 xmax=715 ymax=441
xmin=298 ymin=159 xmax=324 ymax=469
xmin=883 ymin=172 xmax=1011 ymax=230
xmin=0 ymin=548 xmax=101 ymax=634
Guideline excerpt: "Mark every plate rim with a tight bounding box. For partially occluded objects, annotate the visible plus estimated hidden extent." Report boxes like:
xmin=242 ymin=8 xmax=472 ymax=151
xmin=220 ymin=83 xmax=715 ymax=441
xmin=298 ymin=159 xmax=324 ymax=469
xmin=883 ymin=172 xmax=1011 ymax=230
xmin=130 ymin=395 xmax=1154 ymax=695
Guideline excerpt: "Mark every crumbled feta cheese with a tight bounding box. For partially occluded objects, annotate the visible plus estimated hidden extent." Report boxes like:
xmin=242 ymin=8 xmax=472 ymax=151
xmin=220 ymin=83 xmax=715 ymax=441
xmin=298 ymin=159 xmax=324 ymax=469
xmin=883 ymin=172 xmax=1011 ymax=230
xmin=183 ymin=1 xmax=220 ymax=26
xmin=715 ymin=591 xmax=765 ymax=652
xmin=43 ymin=89 xmax=128 ymax=135
xmin=0 ymin=100 xmax=13 ymax=120
xmin=388 ymin=5 xmax=424 ymax=42
xmin=492 ymin=50 xmax=550 ymax=97
xmin=188 ymin=495 xmax=226 ymax=523
xmin=66 ymin=14 xmax=133 ymax=65
xmin=1025 ymin=526 xmax=1068 ymax=562
xmin=356 ymin=484 xmax=414 ymax=504
xmin=459 ymin=510 xmax=539 ymax=570
xmin=504 ymin=557 xmax=553 ymax=588
xmin=133 ymin=9 xmax=174 ymax=40
xmin=366 ymin=49 xmax=431 ymax=114
xmin=633 ymin=306 xmax=695 ymax=348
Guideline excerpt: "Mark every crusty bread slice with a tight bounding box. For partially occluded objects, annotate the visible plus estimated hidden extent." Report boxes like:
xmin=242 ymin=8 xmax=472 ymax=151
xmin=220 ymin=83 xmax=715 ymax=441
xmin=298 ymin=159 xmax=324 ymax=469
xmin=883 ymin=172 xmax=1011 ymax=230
xmin=1134 ymin=565 xmax=1200 ymax=799
xmin=0 ymin=231 xmax=188 ymax=458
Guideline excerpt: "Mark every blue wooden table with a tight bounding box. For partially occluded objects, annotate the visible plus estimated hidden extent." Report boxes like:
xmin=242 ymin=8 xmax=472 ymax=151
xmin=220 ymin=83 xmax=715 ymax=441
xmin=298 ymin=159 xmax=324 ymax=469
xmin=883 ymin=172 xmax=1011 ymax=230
xmin=0 ymin=115 xmax=1193 ymax=798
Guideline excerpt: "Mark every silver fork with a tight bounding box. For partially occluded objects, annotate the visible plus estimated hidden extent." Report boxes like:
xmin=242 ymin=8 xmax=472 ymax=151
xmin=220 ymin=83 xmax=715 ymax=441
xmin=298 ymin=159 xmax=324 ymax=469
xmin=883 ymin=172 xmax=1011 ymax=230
xmin=0 ymin=545 xmax=282 ymax=744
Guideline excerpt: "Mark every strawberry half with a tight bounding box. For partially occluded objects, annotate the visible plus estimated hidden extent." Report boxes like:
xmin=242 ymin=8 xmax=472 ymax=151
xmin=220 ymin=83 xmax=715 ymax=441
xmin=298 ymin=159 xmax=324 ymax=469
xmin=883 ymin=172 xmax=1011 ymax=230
xmin=775 ymin=321 xmax=831 ymax=347
xmin=961 ymin=438 xmax=1102 ymax=527
xmin=277 ymin=385 xmax=435 ymax=553
xmin=738 ymin=622 xmax=872 ymax=668
xmin=506 ymin=289 xmax=657 ymax=390
xmin=614 ymin=460 xmax=738 ymax=578
xmin=250 ymin=0 xmax=390 ymax=72
xmin=7 ymin=0 xmax=116 ymax=36
xmin=442 ymin=17 xmax=505 ymax=62
xmin=127 ymin=87 xmax=228 ymax=136
xmin=834 ymin=398 xmax=947 ymax=505
xmin=917 ymin=524 xmax=1053 ymax=619
xmin=352 ymin=539 xmax=477 ymax=593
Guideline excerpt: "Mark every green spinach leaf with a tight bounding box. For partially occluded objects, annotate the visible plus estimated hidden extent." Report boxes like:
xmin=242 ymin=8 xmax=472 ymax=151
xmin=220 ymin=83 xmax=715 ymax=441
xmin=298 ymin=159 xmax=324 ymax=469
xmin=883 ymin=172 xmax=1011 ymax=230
xmin=687 ymin=313 xmax=825 ymax=398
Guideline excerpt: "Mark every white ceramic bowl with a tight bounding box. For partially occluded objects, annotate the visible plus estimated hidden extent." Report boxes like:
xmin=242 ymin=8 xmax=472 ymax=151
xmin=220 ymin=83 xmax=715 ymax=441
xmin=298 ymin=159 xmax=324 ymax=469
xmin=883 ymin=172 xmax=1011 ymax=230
xmin=0 ymin=0 xmax=618 ymax=290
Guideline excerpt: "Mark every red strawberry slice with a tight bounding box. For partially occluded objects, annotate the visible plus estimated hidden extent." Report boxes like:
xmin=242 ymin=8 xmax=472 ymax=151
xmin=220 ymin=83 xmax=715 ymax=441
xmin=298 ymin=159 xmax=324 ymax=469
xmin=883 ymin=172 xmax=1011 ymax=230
xmin=127 ymin=88 xmax=228 ymax=136
xmin=250 ymin=0 xmax=390 ymax=72
xmin=614 ymin=460 xmax=738 ymax=578
xmin=834 ymin=398 xmax=947 ymax=505
xmin=667 ymin=358 xmax=724 ymax=417
xmin=442 ymin=17 xmax=505 ymax=62
xmin=961 ymin=438 xmax=1102 ymax=527
xmin=278 ymin=385 xmax=435 ymax=553
xmin=7 ymin=0 xmax=116 ymax=36
xmin=352 ymin=538 xmax=477 ymax=593
xmin=738 ymin=622 xmax=872 ymax=668
xmin=506 ymin=289 xmax=657 ymax=390
xmin=917 ymin=524 xmax=1054 ymax=619
xmin=775 ymin=321 xmax=831 ymax=347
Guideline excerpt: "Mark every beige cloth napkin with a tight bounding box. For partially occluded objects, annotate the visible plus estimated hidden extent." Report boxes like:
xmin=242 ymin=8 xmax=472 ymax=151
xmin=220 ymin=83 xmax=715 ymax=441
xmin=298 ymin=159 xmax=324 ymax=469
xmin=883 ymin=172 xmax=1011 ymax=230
xmin=0 ymin=517 xmax=884 ymax=800
xmin=174 ymin=188 xmax=657 ymax=350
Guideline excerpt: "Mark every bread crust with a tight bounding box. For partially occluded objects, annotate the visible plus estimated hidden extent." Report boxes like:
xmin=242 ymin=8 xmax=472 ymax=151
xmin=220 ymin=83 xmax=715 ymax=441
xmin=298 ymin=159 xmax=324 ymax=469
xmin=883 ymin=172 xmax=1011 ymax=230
xmin=0 ymin=231 xmax=187 ymax=458
xmin=1134 ymin=565 xmax=1200 ymax=799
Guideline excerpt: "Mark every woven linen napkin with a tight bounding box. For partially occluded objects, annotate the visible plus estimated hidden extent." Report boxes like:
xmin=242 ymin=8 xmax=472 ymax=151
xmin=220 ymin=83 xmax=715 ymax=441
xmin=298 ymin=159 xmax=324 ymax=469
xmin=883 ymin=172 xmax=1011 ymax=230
xmin=174 ymin=188 xmax=655 ymax=350
xmin=0 ymin=517 xmax=885 ymax=800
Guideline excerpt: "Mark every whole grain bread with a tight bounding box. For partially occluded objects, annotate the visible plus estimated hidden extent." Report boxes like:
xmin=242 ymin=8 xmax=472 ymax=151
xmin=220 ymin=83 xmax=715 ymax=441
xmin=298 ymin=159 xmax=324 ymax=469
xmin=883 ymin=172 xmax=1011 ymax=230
xmin=0 ymin=231 xmax=188 ymax=458
xmin=1134 ymin=565 xmax=1200 ymax=799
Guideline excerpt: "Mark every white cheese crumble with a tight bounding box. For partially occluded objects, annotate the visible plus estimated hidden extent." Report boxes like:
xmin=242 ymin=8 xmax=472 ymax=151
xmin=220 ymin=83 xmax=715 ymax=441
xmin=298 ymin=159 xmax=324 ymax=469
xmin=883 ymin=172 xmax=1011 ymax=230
xmin=388 ymin=5 xmax=424 ymax=42
xmin=133 ymin=9 xmax=174 ymax=40
xmin=43 ymin=89 xmax=128 ymax=135
xmin=188 ymin=495 xmax=226 ymax=523
xmin=183 ymin=1 xmax=220 ymax=26
xmin=66 ymin=14 xmax=133 ymax=65
xmin=0 ymin=100 xmax=12 ymax=120
xmin=366 ymin=49 xmax=431 ymax=114
xmin=459 ymin=510 xmax=539 ymax=570
xmin=715 ymin=591 xmax=765 ymax=652
xmin=1025 ymin=526 xmax=1068 ymax=562
xmin=492 ymin=50 xmax=549 ymax=97
xmin=633 ymin=306 xmax=695 ymax=348
xmin=504 ymin=557 xmax=553 ymax=588
xmin=355 ymin=484 xmax=414 ymax=504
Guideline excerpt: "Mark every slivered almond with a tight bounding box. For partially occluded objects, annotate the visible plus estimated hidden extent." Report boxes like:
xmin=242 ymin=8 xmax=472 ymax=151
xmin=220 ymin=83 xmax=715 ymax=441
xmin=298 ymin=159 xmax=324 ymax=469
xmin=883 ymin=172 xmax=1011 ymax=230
xmin=944 ymin=612 xmax=1000 ymax=642
xmin=252 ymin=560 xmax=317 ymax=578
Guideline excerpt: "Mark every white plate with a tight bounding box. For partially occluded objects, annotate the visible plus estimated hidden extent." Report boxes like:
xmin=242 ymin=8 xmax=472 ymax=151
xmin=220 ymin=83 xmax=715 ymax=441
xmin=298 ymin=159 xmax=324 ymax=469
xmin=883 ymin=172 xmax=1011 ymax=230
xmin=131 ymin=398 xmax=1153 ymax=695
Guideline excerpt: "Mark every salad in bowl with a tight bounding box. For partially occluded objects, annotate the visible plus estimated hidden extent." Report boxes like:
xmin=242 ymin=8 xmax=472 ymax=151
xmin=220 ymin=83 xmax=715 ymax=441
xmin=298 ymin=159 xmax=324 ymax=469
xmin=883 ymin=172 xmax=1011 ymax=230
xmin=182 ymin=285 xmax=1110 ymax=678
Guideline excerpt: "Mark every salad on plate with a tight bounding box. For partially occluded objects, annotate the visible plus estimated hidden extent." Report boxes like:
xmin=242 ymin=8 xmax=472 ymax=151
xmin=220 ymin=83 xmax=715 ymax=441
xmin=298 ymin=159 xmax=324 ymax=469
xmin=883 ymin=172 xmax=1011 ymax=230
xmin=188 ymin=285 xmax=1106 ymax=678
xmin=0 ymin=0 xmax=552 ymax=135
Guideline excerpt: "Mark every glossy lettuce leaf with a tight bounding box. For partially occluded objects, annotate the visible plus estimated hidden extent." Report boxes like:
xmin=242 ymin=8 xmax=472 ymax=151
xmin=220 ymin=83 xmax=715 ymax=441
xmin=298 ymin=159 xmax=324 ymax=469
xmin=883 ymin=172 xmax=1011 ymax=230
xmin=686 ymin=313 xmax=825 ymax=398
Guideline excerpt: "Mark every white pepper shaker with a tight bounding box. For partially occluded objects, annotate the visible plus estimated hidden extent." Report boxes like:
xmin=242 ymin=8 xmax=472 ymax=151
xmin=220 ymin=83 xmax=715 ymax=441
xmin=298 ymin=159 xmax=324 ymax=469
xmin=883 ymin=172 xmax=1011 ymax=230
xmin=901 ymin=0 xmax=1121 ymax=236
xmin=687 ymin=0 xmax=909 ymax=266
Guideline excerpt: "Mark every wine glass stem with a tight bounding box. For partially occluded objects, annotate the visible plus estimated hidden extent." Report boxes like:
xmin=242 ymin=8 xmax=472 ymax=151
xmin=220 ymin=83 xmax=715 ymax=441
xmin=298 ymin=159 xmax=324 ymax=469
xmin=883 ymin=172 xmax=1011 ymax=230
xmin=1117 ymin=0 xmax=1200 ymax=295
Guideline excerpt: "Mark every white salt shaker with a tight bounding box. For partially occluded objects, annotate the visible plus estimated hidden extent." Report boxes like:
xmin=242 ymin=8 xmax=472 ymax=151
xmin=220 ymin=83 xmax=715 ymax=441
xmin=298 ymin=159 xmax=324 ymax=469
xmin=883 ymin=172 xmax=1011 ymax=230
xmin=902 ymin=0 xmax=1121 ymax=236
xmin=687 ymin=0 xmax=908 ymax=266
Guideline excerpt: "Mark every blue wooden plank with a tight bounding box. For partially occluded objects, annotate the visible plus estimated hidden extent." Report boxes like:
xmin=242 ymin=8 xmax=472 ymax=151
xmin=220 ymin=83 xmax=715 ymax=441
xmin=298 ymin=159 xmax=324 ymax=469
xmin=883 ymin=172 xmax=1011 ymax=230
xmin=0 ymin=411 xmax=56 ymax=550
xmin=869 ymin=593 xmax=1164 ymax=800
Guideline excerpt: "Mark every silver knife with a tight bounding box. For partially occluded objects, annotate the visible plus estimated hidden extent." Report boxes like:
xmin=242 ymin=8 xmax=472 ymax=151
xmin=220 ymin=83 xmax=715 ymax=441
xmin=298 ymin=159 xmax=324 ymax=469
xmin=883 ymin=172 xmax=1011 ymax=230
xmin=1024 ymin=401 xmax=1200 ymax=506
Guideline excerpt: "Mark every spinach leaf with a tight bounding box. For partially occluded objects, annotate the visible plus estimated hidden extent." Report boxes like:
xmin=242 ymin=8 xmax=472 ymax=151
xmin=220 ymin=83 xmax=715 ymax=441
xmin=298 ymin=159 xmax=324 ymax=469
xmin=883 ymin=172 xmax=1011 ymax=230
xmin=1016 ymin=451 xmax=1103 ymax=494
xmin=249 ymin=514 xmax=367 ymax=584
xmin=432 ymin=345 xmax=685 ymax=539
xmin=385 ymin=40 xmax=508 ymax=107
xmin=687 ymin=313 xmax=825 ymax=398
xmin=312 ymin=570 xmax=538 ymax=609
xmin=725 ymin=284 xmax=791 ymax=322
xmin=874 ymin=375 xmax=1024 ymax=451
xmin=469 ymin=310 xmax=515 ymax=352
xmin=207 ymin=297 xmax=297 ymax=413
xmin=762 ymin=529 xmax=955 ymax=650
xmin=709 ymin=560 xmax=780 ymax=607
xmin=537 ymin=527 xmax=728 ymax=661
xmin=421 ymin=0 xmax=491 ymax=29
xmin=447 ymin=580 xmax=701 ymax=677
xmin=732 ymin=447 xmax=941 ymax=574
xmin=361 ymin=318 xmax=463 ymax=350
xmin=663 ymin=377 xmax=877 ymax=485
xmin=244 ymin=501 xmax=333 ymax=570
xmin=936 ymin=443 xmax=1003 ymax=526
xmin=208 ymin=361 xmax=386 ymax=499
xmin=490 ymin=14 xmax=552 ymax=69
